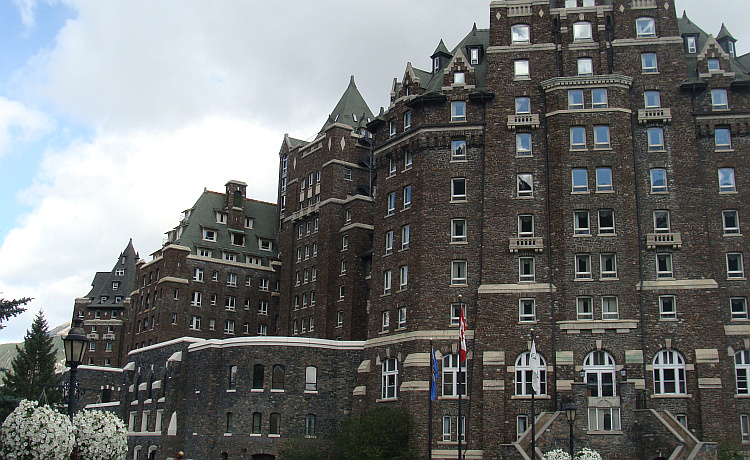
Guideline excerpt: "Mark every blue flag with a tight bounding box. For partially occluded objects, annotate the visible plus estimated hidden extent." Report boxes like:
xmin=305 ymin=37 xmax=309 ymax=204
xmin=431 ymin=346 xmax=439 ymax=401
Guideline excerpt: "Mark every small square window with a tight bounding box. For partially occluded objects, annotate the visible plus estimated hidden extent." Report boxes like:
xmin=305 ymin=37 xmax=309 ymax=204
xmin=577 ymin=58 xmax=593 ymax=76
xmin=570 ymin=127 xmax=586 ymax=150
xmin=517 ymin=173 xmax=533 ymax=197
xmin=572 ymin=168 xmax=588 ymax=192
xmin=514 ymin=60 xmax=530 ymax=79
xmin=656 ymin=253 xmax=673 ymax=278
xmin=712 ymin=89 xmax=729 ymax=110
xmin=636 ymin=17 xmax=655 ymax=37
xmin=715 ymin=128 xmax=732 ymax=150
xmin=719 ymin=168 xmax=736 ymax=193
xmin=575 ymin=254 xmax=592 ymax=279
xmin=515 ymin=97 xmax=531 ymax=114
xmin=577 ymin=297 xmax=593 ymax=320
xmin=647 ymin=127 xmax=664 ymax=151
xmin=596 ymin=167 xmax=613 ymax=192
xmin=451 ymin=101 xmax=466 ymax=122
xmin=731 ymin=298 xmax=748 ymax=320
xmin=727 ymin=253 xmax=745 ymax=278
xmin=452 ymin=140 xmax=467 ymax=160
xmin=512 ymin=24 xmax=530 ymax=43
xmin=574 ymin=210 xmax=590 ymax=235
xmin=660 ymin=295 xmax=676 ymax=319
xmin=723 ymin=210 xmax=740 ymax=235
xmin=641 ymin=53 xmax=658 ymax=73
xmin=519 ymin=257 xmax=535 ymax=282
xmin=519 ymin=299 xmax=535 ymax=322
xmin=573 ymin=22 xmax=592 ymax=41
xmin=454 ymin=72 xmax=465 ymax=85
xmin=516 ymin=133 xmax=532 ymax=156
xmin=452 ymin=178 xmax=467 ymax=201
xmin=708 ymin=59 xmax=720 ymax=72
xmin=644 ymin=91 xmax=661 ymax=108
xmin=650 ymin=169 xmax=668 ymax=193
xmin=568 ymin=90 xmax=584 ymax=110
xmin=600 ymin=253 xmax=617 ymax=279
xmin=592 ymin=89 xmax=608 ymax=109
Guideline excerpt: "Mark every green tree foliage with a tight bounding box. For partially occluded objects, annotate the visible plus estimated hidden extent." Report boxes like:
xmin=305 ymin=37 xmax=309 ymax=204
xmin=0 ymin=297 xmax=31 ymax=329
xmin=1 ymin=311 xmax=60 ymax=415
xmin=279 ymin=407 xmax=421 ymax=460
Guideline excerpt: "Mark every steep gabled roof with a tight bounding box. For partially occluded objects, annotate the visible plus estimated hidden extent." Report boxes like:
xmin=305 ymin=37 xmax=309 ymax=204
xmin=84 ymin=239 xmax=138 ymax=307
xmin=717 ymin=24 xmax=736 ymax=42
xmin=320 ymin=76 xmax=374 ymax=133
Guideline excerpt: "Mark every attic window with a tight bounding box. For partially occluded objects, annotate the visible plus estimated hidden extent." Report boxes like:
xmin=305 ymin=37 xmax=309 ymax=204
xmin=245 ymin=217 xmax=254 ymax=229
xmin=686 ymin=36 xmax=697 ymax=54
xmin=352 ymin=113 xmax=358 ymax=122
xmin=454 ymin=72 xmax=465 ymax=85
xmin=259 ymin=239 xmax=272 ymax=251
xmin=434 ymin=57 xmax=441 ymax=72
xmin=708 ymin=59 xmax=721 ymax=71
xmin=728 ymin=41 xmax=736 ymax=58
xmin=470 ymin=48 xmax=479 ymax=65
xmin=216 ymin=212 xmax=227 ymax=224
xmin=334 ymin=114 xmax=339 ymax=122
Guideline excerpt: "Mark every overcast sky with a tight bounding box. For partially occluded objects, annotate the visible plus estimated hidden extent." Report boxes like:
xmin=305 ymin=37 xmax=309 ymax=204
xmin=0 ymin=0 xmax=747 ymax=343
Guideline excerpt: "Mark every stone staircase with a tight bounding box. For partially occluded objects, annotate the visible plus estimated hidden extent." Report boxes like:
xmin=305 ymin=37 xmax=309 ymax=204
xmin=515 ymin=411 xmax=560 ymax=460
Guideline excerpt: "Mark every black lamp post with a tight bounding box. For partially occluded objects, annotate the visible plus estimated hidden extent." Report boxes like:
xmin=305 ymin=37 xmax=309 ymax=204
xmin=565 ymin=401 xmax=577 ymax=458
xmin=63 ymin=318 xmax=89 ymax=419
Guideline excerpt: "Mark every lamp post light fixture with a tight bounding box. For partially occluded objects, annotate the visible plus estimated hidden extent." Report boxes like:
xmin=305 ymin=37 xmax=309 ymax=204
xmin=63 ymin=318 xmax=89 ymax=419
xmin=565 ymin=401 xmax=577 ymax=458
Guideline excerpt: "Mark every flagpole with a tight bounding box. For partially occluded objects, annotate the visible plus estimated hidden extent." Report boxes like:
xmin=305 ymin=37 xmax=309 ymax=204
xmin=429 ymin=340 xmax=434 ymax=460
xmin=530 ymin=328 xmax=536 ymax=460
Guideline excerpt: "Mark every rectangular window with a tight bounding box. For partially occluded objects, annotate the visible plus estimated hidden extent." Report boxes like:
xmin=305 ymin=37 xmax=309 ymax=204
xmin=592 ymin=89 xmax=608 ymax=108
xmin=516 ymin=173 xmax=533 ymax=197
xmin=382 ymin=311 xmax=390 ymax=331
xmin=191 ymin=291 xmax=202 ymax=307
xmin=452 ymin=178 xmax=467 ymax=201
xmin=574 ymin=210 xmax=590 ymax=235
xmin=226 ymin=273 xmax=237 ymax=287
xmin=450 ymin=303 xmax=466 ymax=326
xmin=451 ymin=218 xmax=467 ymax=243
xmin=518 ymin=215 xmax=534 ymax=237
xmin=405 ymin=151 xmax=413 ymax=169
xmin=636 ymin=17 xmax=655 ymax=37
xmin=517 ymin=415 xmax=529 ymax=440
xmin=727 ymin=253 xmax=745 ymax=278
xmin=515 ymin=97 xmax=530 ymax=114
xmin=389 ymin=120 xmax=396 ymax=137
xmin=224 ymin=320 xmax=235 ymax=335
xmin=588 ymin=407 xmax=621 ymax=432
xmin=385 ymin=230 xmax=394 ymax=254
xmin=602 ymin=296 xmax=619 ymax=320
xmin=577 ymin=58 xmax=593 ymax=76
xmin=650 ymin=169 xmax=667 ymax=193
xmin=403 ymin=186 xmax=412 ymax=209
xmin=574 ymin=21 xmax=592 ymax=41
xmin=647 ymin=127 xmax=664 ymax=151
xmin=519 ymin=298 xmax=535 ymax=322
xmin=641 ymin=53 xmax=658 ymax=73
xmin=723 ymin=210 xmax=740 ymax=235
xmin=470 ymin=47 xmax=479 ymax=65
xmin=712 ymin=89 xmax=729 ymax=110
xmin=656 ymin=253 xmax=673 ymax=278
xmin=343 ymin=167 xmax=352 ymax=180
xmin=715 ymin=128 xmax=732 ymax=150
xmin=512 ymin=24 xmax=530 ymax=43
xmin=741 ymin=414 xmax=750 ymax=443
xmin=190 ymin=316 xmax=201 ymax=331
xmin=399 ymin=265 xmax=408 ymax=290
xmin=342 ymin=235 xmax=349 ymax=250
xmin=596 ymin=167 xmax=613 ymax=192
xmin=401 ymin=225 xmax=410 ymax=250
xmin=519 ymin=257 xmax=535 ymax=282
xmin=258 ymin=300 xmax=268 ymax=315
xmin=577 ymin=297 xmax=593 ymax=320
xmin=260 ymin=279 xmax=269 ymax=291
xmin=398 ymin=307 xmax=407 ymax=328
xmin=594 ymin=126 xmax=610 ymax=149
xmin=731 ymin=298 xmax=748 ymax=320
xmin=575 ymin=254 xmax=592 ymax=279
xmin=660 ymin=295 xmax=676 ymax=319
xmin=210 ymin=294 xmax=217 ymax=306
xmin=600 ymin=253 xmax=617 ymax=279
xmin=338 ymin=285 xmax=344 ymax=300
xmin=686 ymin=36 xmax=697 ymax=53
xmin=451 ymin=260 xmax=468 ymax=285
xmin=570 ymin=127 xmax=586 ymax=150
xmin=340 ymin=259 xmax=347 ymax=275
xmin=516 ymin=133 xmax=532 ymax=156
xmin=719 ymin=168 xmax=736 ymax=193
xmin=404 ymin=111 xmax=412 ymax=129
xmin=514 ymin=60 xmax=530 ymax=79
xmin=387 ymin=192 xmax=396 ymax=215
xmin=383 ymin=270 xmax=392 ymax=294
xmin=193 ymin=268 xmax=204 ymax=282
xmin=708 ymin=59 xmax=721 ymax=71
xmin=452 ymin=139 xmax=467 ymax=160
xmin=225 ymin=296 xmax=236 ymax=311
xmin=644 ymin=91 xmax=661 ymax=108
xmin=337 ymin=311 xmax=344 ymax=327
xmin=572 ymin=168 xmax=588 ymax=193
xmin=389 ymin=157 xmax=397 ymax=176
xmin=451 ymin=101 xmax=466 ymax=122
xmin=568 ymin=90 xmax=584 ymax=110
xmin=454 ymin=72 xmax=465 ymax=85
xmin=203 ymin=229 xmax=216 ymax=242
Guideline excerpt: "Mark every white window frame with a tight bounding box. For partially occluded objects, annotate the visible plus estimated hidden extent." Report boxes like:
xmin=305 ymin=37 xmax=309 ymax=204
xmin=385 ymin=230 xmax=394 ymax=254
xmin=644 ymin=91 xmax=661 ymax=108
xmin=515 ymin=351 xmax=547 ymax=395
xmin=588 ymin=407 xmax=621 ymax=432
xmin=451 ymin=260 xmax=468 ymax=285
xmin=650 ymin=168 xmax=667 ymax=193
xmin=568 ymin=90 xmax=584 ymax=110
xmin=519 ymin=256 xmax=535 ymax=282
xmin=403 ymin=185 xmax=412 ymax=209
xmin=583 ymin=350 xmax=617 ymax=396
xmin=402 ymin=225 xmax=410 ymax=250
xmin=398 ymin=306 xmax=406 ymax=328
xmin=574 ymin=210 xmax=590 ymax=235
xmin=514 ymin=59 xmax=530 ymax=79
xmin=387 ymin=192 xmax=396 ymax=215
xmin=575 ymin=254 xmax=592 ymax=279
xmin=515 ymin=97 xmax=531 ymax=114
xmin=653 ymin=349 xmax=687 ymax=395
xmin=636 ymin=17 xmax=655 ymax=37
xmin=647 ymin=127 xmax=664 ymax=151
xmin=656 ymin=253 xmax=674 ymax=278
xmin=731 ymin=297 xmax=748 ymax=320
xmin=727 ymin=253 xmax=745 ymax=278
xmin=577 ymin=58 xmax=593 ymax=76
xmin=451 ymin=101 xmax=466 ymax=122
xmin=686 ymin=36 xmax=697 ymax=53
xmin=519 ymin=298 xmax=535 ymax=322
xmin=451 ymin=178 xmax=467 ymax=201
xmin=719 ymin=168 xmax=736 ymax=193
xmin=452 ymin=139 xmax=467 ymax=160
xmin=511 ymin=24 xmax=530 ymax=43
xmin=592 ymin=88 xmax=608 ymax=108
xmin=600 ymin=253 xmax=617 ymax=279
xmin=573 ymin=21 xmax=592 ymax=41
xmin=735 ymin=350 xmax=750 ymax=395
xmin=602 ymin=296 xmax=619 ymax=320
xmin=715 ymin=128 xmax=732 ymax=150
xmin=443 ymin=354 xmax=468 ymax=397
xmin=641 ymin=53 xmax=658 ymax=73
xmin=518 ymin=215 xmax=534 ymax=237
xmin=399 ymin=265 xmax=408 ymax=290
xmin=382 ymin=358 xmax=398 ymax=399
xmin=572 ymin=168 xmax=588 ymax=193
xmin=383 ymin=270 xmax=392 ymax=295
xmin=712 ymin=89 xmax=729 ymax=110
xmin=596 ymin=167 xmax=613 ymax=192
xmin=723 ymin=210 xmax=740 ymax=235
xmin=577 ymin=296 xmax=593 ymax=320
xmin=517 ymin=173 xmax=533 ymax=197
xmin=594 ymin=126 xmax=610 ymax=149
xmin=516 ymin=133 xmax=532 ymax=156
xmin=570 ymin=126 xmax=586 ymax=150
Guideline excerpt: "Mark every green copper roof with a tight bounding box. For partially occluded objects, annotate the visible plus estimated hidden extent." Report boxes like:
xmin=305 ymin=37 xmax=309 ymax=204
xmin=320 ymin=76 xmax=374 ymax=133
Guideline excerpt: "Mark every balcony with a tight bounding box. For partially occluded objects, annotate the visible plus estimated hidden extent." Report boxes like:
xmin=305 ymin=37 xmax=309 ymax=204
xmin=638 ymin=108 xmax=672 ymax=124
xmin=509 ymin=237 xmax=544 ymax=253
xmin=87 ymin=333 xmax=99 ymax=340
xmin=103 ymin=333 xmax=115 ymax=340
xmin=646 ymin=232 xmax=682 ymax=249
xmin=291 ymin=202 xmax=320 ymax=221
xmin=507 ymin=114 xmax=540 ymax=130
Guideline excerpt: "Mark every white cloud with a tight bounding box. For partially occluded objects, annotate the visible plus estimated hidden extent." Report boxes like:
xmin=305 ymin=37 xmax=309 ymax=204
xmin=12 ymin=0 xmax=36 ymax=28
xmin=0 ymin=116 xmax=285 ymax=342
xmin=0 ymin=97 xmax=52 ymax=157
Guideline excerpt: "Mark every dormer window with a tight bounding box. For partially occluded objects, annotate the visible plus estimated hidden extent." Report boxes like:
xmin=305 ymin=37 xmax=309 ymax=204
xmin=454 ymin=72 xmax=465 ymax=85
xmin=708 ymin=59 xmax=721 ymax=71
xmin=245 ymin=217 xmax=253 ymax=229
xmin=434 ymin=57 xmax=441 ymax=72
xmin=216 ymin=212 xmax=227 ymax=224
xmin=259 ymin=239 xmax=272 ymax=251
xmin=203 ymin=228 xmax=217 ymax=242
xmin=686 ymin=36 xmax=697 ymax=54
xmin=470 ymin=48 xmax=480 ymax=65
xmin=728 ymin=41 xmax=736 ymax=58
xmin=352 ymin=113 xmax=358 ymax=122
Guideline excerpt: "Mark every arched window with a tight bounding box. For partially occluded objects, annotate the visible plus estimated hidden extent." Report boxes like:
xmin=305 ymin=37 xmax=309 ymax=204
xmin=515 ymin=351 xmax=547 ymax=396
xmin=133 ymin=446 xmax=141 ymax=460
xmin=736 ymin=350 xmax=750 ymax=395
xmin=305 ymin=366 xmax=317 ymax=391
xmin=253 ymin=364 xmax=264 ymax=390
xmin=305 ymin=414 xmax=316 ymax=438
xmin=270 ymin=412 xmax=281 ymax=435
xmin=583 ymin=351 xmax=616 ymax=397
xmin=653 ymin=349 xmax=686 ymax=394
xmin=382 ymin=358 xmax=398 ymax=399
xmin=272 ymin=365 xmax=285 ymax=390
xmin=443 ymin=354 xmax=467 ymax=396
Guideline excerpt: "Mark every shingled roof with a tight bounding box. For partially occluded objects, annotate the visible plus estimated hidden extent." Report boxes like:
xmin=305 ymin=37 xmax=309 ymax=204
xmin=84 ymin=239 xmax=138 ymax=307
xmin=320 ymin=76 xmax=374 ymax=134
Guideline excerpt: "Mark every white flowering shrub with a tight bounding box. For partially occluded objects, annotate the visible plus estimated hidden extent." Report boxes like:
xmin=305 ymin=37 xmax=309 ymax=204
xmin=0 ymin=399 xmax=75 ymax=460
xmin=543 ymin=449 xmax=572 ymax=460
xmin=73 ymin=410 xmax=128 ymax=460
xmin=574 ymin=448 xmax=602 ymax=460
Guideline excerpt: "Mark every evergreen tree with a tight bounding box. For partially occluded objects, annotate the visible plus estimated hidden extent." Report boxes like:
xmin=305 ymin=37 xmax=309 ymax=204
xmin=1 ymin=311 xmax=60 ymax=406
xmin=0 ymin=297 xmax=31 ymax=329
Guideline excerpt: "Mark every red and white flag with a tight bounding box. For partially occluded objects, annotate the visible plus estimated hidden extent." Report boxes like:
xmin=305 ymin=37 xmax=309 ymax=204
xmin=459 ymin=306 xmax=467 ymax=362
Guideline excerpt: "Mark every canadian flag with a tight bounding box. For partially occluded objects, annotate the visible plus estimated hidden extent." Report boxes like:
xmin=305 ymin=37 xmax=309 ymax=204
xmin=459 ymin=306 xmax=467 ymax=362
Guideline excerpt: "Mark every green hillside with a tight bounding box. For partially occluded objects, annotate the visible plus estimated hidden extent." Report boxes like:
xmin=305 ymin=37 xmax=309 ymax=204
xmin=0 ymin=336 xmax=66 ymax=373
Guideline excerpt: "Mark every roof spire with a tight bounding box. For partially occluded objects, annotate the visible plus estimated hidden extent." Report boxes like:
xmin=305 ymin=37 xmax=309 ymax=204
xmin=349 ymin=75 xmax=356 ymax=88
